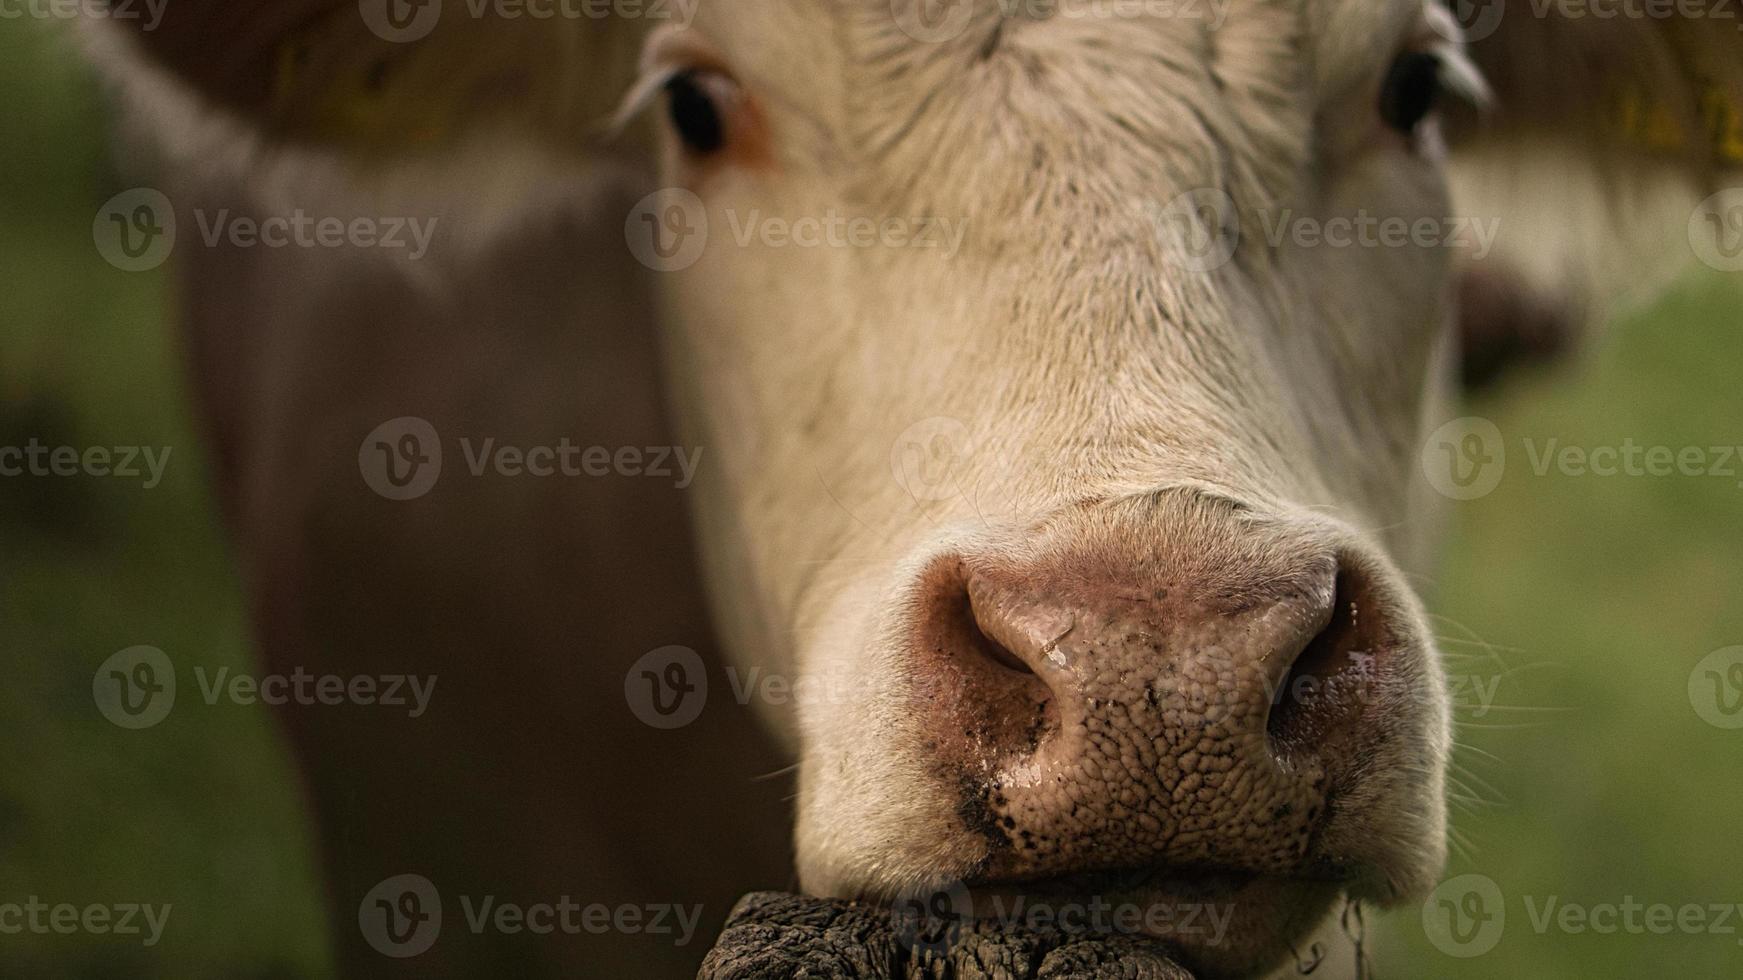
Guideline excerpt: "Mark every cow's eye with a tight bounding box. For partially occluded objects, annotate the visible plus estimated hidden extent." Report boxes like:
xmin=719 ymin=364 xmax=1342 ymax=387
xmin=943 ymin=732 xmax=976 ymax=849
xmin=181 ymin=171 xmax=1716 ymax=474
xmin=1379 ymin=51 xmax=1443 ymax=134
xmin=664 ymin=70 xmax=728 ymax=156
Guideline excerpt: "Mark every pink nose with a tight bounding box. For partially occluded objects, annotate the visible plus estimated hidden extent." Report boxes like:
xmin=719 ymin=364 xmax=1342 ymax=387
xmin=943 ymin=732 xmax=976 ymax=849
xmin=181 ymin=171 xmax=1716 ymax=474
xmin=907 ymin=497 xmax=1405 ymax=885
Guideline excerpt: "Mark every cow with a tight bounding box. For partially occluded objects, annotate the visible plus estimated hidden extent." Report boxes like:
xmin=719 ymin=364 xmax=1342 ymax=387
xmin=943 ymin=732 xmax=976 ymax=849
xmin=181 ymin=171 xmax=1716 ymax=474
xmin=82 ymin=0 xmax=1741 ymax=976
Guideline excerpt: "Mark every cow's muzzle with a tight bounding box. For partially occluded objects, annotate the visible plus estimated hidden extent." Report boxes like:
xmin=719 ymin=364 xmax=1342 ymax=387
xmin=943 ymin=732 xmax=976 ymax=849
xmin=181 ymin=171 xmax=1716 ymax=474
xmin=885 ymin=491 xmax=1444 ymax=975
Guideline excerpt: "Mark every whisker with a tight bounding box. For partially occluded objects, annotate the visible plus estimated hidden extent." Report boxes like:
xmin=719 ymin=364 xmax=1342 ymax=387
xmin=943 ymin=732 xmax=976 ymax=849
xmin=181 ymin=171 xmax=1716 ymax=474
xmin=752 ymin=763 xmax=801 ymax=782
xmin=813 ymin=463 xmax=890 ymax=543
xmin=1455 ymin=704 xmax=1573 ymax=714
xmin=1451 ymin=743 xmax=1508 ymax=765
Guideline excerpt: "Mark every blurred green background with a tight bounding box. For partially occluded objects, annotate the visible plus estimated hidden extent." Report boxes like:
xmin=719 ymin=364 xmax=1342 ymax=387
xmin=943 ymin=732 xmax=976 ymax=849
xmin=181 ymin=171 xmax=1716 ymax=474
xmin=2 ymin=18 xmax=1739 ymax=980
xmin=1 ymin=21 xmax=329 ymax=980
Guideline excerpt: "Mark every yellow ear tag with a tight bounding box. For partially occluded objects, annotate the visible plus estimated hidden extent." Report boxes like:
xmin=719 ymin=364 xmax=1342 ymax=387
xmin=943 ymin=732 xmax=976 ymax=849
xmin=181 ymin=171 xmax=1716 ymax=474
xmin=1700 ymin=84 xmax=1743 ymax=165
xmin=1615 ymin=82 xmax=1743 ymax=167
xmin=270 ymin=24 xmax=456 ymax=151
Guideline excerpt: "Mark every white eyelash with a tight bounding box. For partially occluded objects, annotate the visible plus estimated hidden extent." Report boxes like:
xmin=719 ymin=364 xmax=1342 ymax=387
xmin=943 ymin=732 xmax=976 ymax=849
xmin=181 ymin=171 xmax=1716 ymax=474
xmin=606 ymin=64 xmax=682 ymax=139
xmin=1423 ymin=5 xmax=1492 ymax=111
xmin=1434 ymin=43 xmax=1492 ymax=111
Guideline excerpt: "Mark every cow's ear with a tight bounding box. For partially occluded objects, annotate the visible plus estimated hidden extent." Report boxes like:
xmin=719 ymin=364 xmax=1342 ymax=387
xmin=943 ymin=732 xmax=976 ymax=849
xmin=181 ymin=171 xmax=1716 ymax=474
xmin=84 ymin=0 xmax=649 ymax=166
xmin=1444 ymin=4 xmax=1743 ymax=386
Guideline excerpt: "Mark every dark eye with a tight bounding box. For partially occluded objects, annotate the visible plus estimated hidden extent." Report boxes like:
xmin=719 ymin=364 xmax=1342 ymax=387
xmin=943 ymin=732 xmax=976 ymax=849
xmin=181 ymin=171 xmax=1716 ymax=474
xmin=665 ymin=71 xmax=726 ymax=155
xmin=1379 ymin=51 xmax=1443 ymax=134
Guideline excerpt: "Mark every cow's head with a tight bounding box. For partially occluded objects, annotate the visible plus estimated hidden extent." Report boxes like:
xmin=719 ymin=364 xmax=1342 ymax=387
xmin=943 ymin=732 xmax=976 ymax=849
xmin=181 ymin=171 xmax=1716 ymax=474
xmin=644 ymin=3 xmax=1467 ymax=969
xmin=91 ymin=0 xmax=1740 ymax=973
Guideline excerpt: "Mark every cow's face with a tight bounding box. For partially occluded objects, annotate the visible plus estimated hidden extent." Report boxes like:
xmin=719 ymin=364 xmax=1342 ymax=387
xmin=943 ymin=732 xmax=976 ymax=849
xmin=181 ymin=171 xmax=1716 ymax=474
xmin=642 ymin=0 xmax=1462 ymax=972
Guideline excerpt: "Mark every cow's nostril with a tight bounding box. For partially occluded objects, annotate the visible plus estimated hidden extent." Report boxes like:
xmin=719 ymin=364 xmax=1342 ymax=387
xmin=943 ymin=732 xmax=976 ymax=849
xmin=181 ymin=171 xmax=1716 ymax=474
xmin=958 ymin=593 xmax=1035 ymax=678
xmin=1266 ymin=566 xmax=1387 ymax=752
xmin=913 ymin=563 xmax=1059 ymax=766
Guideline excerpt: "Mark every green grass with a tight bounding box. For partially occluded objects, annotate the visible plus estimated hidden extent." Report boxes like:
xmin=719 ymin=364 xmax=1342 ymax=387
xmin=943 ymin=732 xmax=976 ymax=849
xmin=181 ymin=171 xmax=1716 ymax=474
xmin=1371 ymin=272 xmax=1743 ymax=976
xmin=0 ymin=22 xmax=331 ymax=980
xmin=3 ymin=17 xmax=1741 ymax=979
